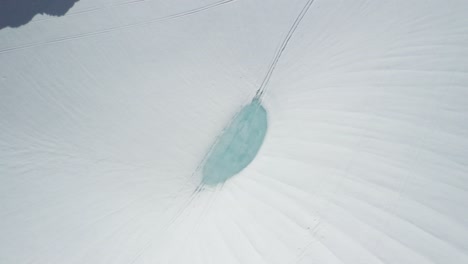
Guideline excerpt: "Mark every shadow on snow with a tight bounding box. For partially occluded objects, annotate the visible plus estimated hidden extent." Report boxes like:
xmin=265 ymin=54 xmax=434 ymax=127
xmin=1 ymin=0 xmax=80 ymax=30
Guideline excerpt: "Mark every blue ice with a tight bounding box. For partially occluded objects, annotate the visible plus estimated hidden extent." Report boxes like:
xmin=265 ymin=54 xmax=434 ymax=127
xmin=202 ymin=98 xmax=268 ymax=185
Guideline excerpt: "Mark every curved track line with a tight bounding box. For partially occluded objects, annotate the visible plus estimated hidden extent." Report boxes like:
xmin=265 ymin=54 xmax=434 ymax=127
xmin=256 ymin=0 xmax=315 ymax=98
xmin=0 ymin=0 xmax=236 ymax=55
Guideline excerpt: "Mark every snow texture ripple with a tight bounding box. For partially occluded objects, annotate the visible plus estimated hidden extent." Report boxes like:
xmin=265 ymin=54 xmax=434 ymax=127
xmin=1 ymin=0 xmax=468 ymax=263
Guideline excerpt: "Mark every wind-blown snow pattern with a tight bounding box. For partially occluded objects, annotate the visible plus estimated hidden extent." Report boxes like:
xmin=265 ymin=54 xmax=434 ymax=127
xmin=1 ymin=0 xmax=468 ymax=263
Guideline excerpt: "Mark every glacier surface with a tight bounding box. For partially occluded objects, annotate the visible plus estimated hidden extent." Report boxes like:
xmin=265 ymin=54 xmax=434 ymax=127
xmin=202 ymin=97 xmax=267 ymax=186
xmin=1 ymin=0 xmax=468 ymax=263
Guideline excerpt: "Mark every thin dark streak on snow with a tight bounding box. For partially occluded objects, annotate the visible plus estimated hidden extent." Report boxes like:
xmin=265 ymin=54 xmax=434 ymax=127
xmin=256 ymin=0 xmax=315 ymax=99
xmin=30 ymin=0 xmax=146 ymax=24
xmin=0 ymin=0 xmax=237 ymax=55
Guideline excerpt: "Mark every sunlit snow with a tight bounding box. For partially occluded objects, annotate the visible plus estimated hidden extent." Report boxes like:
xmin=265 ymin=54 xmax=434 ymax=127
xmin=1 ymin=0 xmax=468 ymax=263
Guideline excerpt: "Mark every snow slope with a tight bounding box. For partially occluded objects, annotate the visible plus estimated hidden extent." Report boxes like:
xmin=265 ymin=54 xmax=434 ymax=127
xmin=1 ymin=0 xmax=468 ymax=263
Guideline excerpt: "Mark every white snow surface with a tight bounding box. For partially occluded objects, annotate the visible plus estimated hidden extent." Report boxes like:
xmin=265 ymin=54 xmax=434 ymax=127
xmin=1 ymin=0 xmax=468 ymax=263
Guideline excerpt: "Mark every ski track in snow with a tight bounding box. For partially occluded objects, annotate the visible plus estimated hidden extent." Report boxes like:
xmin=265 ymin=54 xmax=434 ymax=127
xmin=257 ymin=0 xmax=315 ymax=99
xmin=1 ymin=0 xmax=468 ymax=263
xmin=0 ymin=0 xmax=237 ymax=55
xmin=30 ymin=0 xmax=148 ymax=24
